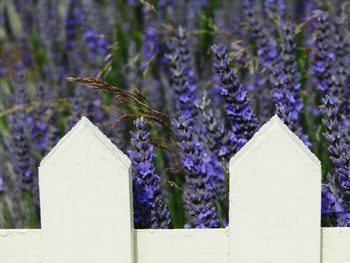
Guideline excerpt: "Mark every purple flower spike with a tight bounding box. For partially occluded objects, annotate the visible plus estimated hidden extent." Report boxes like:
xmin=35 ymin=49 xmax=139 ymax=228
xmin=0 ymin=174 xmax=4 ymax=194
xmin=271 ymin=20 xmax=310 ymax=147
xmin=65 ymin=0 xmax=84 ymax=50
xmin=311 ymin=11 xmax=334 ymax=94
xmin=7 ymin=62 xmax=33 ymax=190
xmin=83 ymin=27 xmax=108 ymax=57
xmin=172 ymin=116 xmax=219 ymax=228
xmin=264 ymin=0 xmax=286 ymax=20
xmin=242 ymin=0 xmax=278 ymax=68
xmin=212 ymin=44 xmax=258 ymax=156
xmin=196 ymin=93 xmax=229 ymax=159
xmin=128 ymin=117 xmax=170 ymax=229
xmin=166 ymin=27 xmax=198 ymax=120
xmin=321 ymin=94 xmax=350 ymax=226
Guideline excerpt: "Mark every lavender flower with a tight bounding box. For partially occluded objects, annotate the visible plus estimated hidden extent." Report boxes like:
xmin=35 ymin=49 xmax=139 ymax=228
xmin=172 ymin=116 xmax=219 ymax=228
xmin=0 ymin=148 xmax=30 ymax=228
xmin=332 ymin=11 xmax=350 ymax=133
xmin=271 ymin=20 xmax=310 ymax=146
xmin=0 ymin=59 xmax=6 ymax=78
xmin=7 ymin=62 xmax=33 ymax=190
xmin=80 ymin=17 xmax=108 ymax=124
xmin=68 ymin=89 xmax=104 ymax=130
xmin=67 ymin=91 xmax=85 ymax=130
xmin=247 ymin=71 xmax=272 ymax=123
xmin=13 ymin=0 xmax=36 ymax=33
xmin=167 ymin=27 xmax=198 ymax=120
xmin=333 ymin=13 xmax=348 ymax=94
xmin=83 ymin=27 xmax=109 ymax=58
xmin=128 ymin=117 xmax=170 ymax=229
xmin=321 ymin=94 xmax=350 ymax=226
xmin=311 ymin=11 xmax=334 ymax=93
xmin=37 ymin=0 xmax=63 ymax=64
xmin=47 ymin=112 xmax=60 ymax=151
xmin=65 ymin=0 xmax=84 ymax=50
xmin=242 ymin=0 xmax=278 ymax=68
xmin=83 ymin=90 xmax=105 ymax=124
xmin=196 ymin=93 xmax=229 ymax=158
xmin=31 ymin=119 xmax=48 ymax=155
xmin=322 ymin=184 xmax=346 ymax=227
xmin=31 ymin=82 xmax=49 ymax=156
xmin=8 ymin=114 xmax=33 ymax=190
xmin=263 ymin=0 xmax=286 ymax=21
xmin=196 ymin=94 xmax=228 ymax=204
xmin=0 ymin=173 xmax=4 ymax=194
xmin=31 ymin=70 xmax=60 ymax=154
xmin=212 ymin=44 xmax=259 ymax=154
xmin=141 ymin=26 xmax=159 ymax=71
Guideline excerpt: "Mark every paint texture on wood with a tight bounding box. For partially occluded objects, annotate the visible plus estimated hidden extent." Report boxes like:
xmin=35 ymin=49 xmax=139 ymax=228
xmin=2 ymin=228 xmax=350 ymax=263
xmin=0 ymin=229 xmax=228 ymax=263
xmin=0 ymin=230 xmax=41 ymax=263
xmin=322 ymin=227 xmax=350 ymax=263
xmin=229 ymin=115 xmax=321 ymax=263
xmin=135 ymin=229 xmax=229 ymax=263
xmin=39 ymin=117 xmax=134 ymax=263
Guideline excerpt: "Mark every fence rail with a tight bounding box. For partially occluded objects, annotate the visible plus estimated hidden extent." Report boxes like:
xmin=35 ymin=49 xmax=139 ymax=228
xmin=1 ymin=228 xmax=350 ymax=263
xmin=0 ymin=116 xmax=349 ymax=263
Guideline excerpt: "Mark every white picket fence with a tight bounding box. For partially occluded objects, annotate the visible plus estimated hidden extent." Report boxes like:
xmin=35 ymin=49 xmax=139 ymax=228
xmin=1 ymin=115 xmax=350 ymax=263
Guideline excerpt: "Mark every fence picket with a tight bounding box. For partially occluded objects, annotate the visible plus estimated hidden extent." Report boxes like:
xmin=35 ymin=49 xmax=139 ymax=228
xmin=39 ymin=117 xmax=134 ymax=263
xmin=229 ymin=115 xmax=321 ymax=263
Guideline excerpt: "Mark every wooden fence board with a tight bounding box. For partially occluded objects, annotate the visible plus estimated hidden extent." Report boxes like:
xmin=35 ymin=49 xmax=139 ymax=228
xmin=0 ymin=230 xmax=41 ymax=263
xmin=39 ymin=117 xmax=134 ymax=263
xmin=229 ymin=115 xmax=321 ymax=263
xmin=322 ymin=227 xmax=350 ymax=263
xmin=135 ymin=229 xmax=228 ymax=263
xmin=1 ymin=228 xmax=350 ymax=263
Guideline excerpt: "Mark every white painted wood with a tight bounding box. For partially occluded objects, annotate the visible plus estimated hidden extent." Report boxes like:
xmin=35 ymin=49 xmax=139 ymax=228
xmin=135 ymin=229 xmax=229 ymax=263
xmin=322 ymin=227 xmax=350 ymax=263
xmin=0 ymin=230 xmax=41 ymax=263
xmin=39 ymin=117 xmax=134 ymax=263
xmin=229 ymin=115 xmax=321 ymax=263
xmin=2 ymin=228 xmax=350 ymax=263
xmin=0 ymin=229 xmax=228 ymax=263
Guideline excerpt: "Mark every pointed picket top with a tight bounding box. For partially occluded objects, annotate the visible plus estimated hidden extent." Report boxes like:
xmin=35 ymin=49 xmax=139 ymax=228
xmin=40 ymin=116 xmax=130 ymax=170
xmin=229 ymin=115 xmax=321 ymax=263
xmin=39 ymin=117 xmax=134 ymax=263
xmin=229 ymin=115 xmax=320 ymax=168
